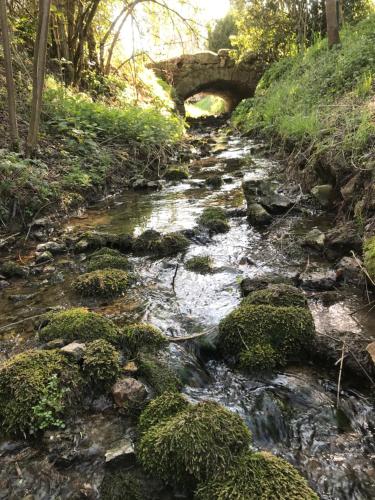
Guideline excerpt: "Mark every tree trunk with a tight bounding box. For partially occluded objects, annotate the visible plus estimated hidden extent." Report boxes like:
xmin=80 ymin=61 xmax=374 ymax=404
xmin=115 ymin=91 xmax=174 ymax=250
xmin=26 ymin=0 xmax=52 ymax=157
xmin=0 ymin=0 xmax=19 ymax=150
xmin=325 ymin=0 xmax=340 ymax=48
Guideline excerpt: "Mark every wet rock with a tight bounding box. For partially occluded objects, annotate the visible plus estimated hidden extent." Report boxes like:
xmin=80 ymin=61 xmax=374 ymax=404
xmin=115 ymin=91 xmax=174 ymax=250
xmin=61 ymin=342 xmax=86 ymax=361
xmin=43 ymin=339 xmax=66 ymax=350
xmin=164 ymin=166 xmax=189 ymax=181
xmin=324 ymin=222 xmax=362 ymax=259
xmin=247 ymin=203 xmax=272 ymax=226
xmin=111 ymin=377 xmax=147 ymax=409
xmin=132 ymin=178 xmax=162 ymax=190
xmin=43 ymin=265 xmax=57 ymax=274
xmin=316 ymin=291 xmax=342 ymax=307
xmin=32 ymin=217 xmax=52 ymax=228
xmin=366 ymin=342 xmax=375 ymax=366
xmin=311 ymin=184 xmax=334 ymax=207
xmin=243 ymin=177 xmax=293 ymax=214
xmin=240 ymin=275 xmax=298 ymax=297
xmin=224 ymin=157 xmax=244 ymax=169
xmin=335 ymin=256 xmax=363 ymax=286
xmin=36 ymin=241 xmax=67 ymax=254
xmin=105 ymin=437 xmax=135 ymax=466
xmin=8 ymin=293 xmax=37 ymax=303
xmin=0 ymin=279 xmax=10 ymax=290
xmin=298 ymin=269 xmax=337 ymax=291
xmin=205 ymin=175 xmax=223 ymax=189
xmin=0 ymin=261 xmax=28 ymax=278
xmin=35 ymin=251 xmax=53 ymax=264
xmin=302 ymin=228 xmax=325 ymax=250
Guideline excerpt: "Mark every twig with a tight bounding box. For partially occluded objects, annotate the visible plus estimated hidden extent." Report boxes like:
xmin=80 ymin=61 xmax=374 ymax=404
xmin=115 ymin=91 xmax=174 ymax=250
xmin=349 ymin=299 xmax=375 ymax=316
xmin=336 ymin=341 xmax=346 ymax=408
xmin=351 ymin=251 xmax=375 ymax=287
xmin=0 ymin=313 xmax=46 ymax=333
xmin=172 ymin=262 xmax=179 ymax=293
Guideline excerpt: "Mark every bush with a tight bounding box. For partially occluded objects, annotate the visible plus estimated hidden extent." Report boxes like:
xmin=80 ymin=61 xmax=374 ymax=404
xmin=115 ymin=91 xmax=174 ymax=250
xmin=0 ymin=349 xmax=80 ymax=435
xmin=82 ymin=340 xmax=121 ymax=390
xmin=138 ymin=392 xmax=190 ymax=436
xmin=40 ymin=307 xmax=120 ymax=344
xmin=242 ymin=284 xmax=307 ymax=308
xmin=133 ymin=229 xmax=190 ymax=256
xmin=364 ymin=235 xmax=375 ymax=281
xmin=72 ymin=269 xmax=130 ymax=297
xmin=185 ymin=256 xmax=213 ymax=274
xmin=87 ymin=254 xmax=132 ymax=272
xmin=138 ymin=401 xmax=251 ymax=487
xmin=138 ymin=355 xmax=182 ymax=395
xmin=164 ymin=165 xmax=189 ymax=180
xmin=196 ymin=451 xmax=318 ymax=500
xmin=122 ymin=323 xmax=167 ymax=356
xmin=198 ymin=207 xmax=229 ymax=234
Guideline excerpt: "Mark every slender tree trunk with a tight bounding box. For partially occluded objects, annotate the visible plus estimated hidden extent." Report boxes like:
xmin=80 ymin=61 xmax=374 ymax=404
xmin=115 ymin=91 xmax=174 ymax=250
xmin=325 ymin=0 xmax=340 ymax=48
xmin=26 ymin=0 xmax=52 ymax=157
xmin=0 ymin=0 xmax=19 ymax=150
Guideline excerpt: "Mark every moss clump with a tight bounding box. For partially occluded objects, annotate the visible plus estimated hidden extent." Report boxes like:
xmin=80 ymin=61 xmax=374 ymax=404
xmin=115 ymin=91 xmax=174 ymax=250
xmin=39 ymin=308 xmax=120 ymax=344
xmin=90 ymin=247 xmax=122 ymax=258
xmin=82 ymin=340 xmax=121 ymax=390
xmin=138 ymin=401 xmax=251 ymax=487
xmin=87 ymin=254 xmax=132 ymax=272
xmin=196 ymin=451 xmax=318 ymax=500
xmin=164 ymin=165 xmax=189 ymax=180
xmin=198 ymin=207 xmax=229 ymax=234
xmin=0 ymin=349 xmax=80 ymax=435
xmin=73 ymin=269 xmax=130 ymax=297
xmin=0 ymin=261 xmax=27 ymax=278
xmin=185 ymin=256 xmax=213 ymax=274
xmin=138 ymin=392 xmax=190 ymax=436
xmin=239 ymin=344 xmax=280 ymax=371
xmin=100 ymin=470 xmax=147 ymax=500
xmin=138 ymin=355 xmax=182 ymax=395
xmin=133 ymin=229 xmax=190 ymax=257
xmin=242 ymin=284 xmax=307 ymax=308
xmin=364 ymin=236 xmax=375 ymax=282
xmin=122 ymin=323 xmax=167 ymax=356
xmin=218 ymin=304 xmax=315 ymax=369
xmin=205 ymin=175 xmax=223 ymax=189
xmin=77 ymin=231 xmax=133 ymax=252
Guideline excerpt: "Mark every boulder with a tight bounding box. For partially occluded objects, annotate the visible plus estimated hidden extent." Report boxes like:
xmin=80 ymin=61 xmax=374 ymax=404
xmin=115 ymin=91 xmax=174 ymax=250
xmin=111 ymin=378 xmax=147 ymax=409
xmin=298 ymin=269 xmax=337 ymax=291
xmin=61 ymin=342 xmax=86 ymax=361
xmin=35 ymin=251 xmax=53 ymax=264
xmin=302 ymin=228 xmax=325 ymax=250
xmin=105 ymin=437 xmax=135 ymax=466
xmin=36 ymin=241 xmax=67 ymax=255
xmin=243 ymin=177 xmax=293 ymax=214
xmin=335 ymin=256 xmax=363 ymax=286
xmin=247 ymin=203 xmax=272 ymax=227
xmin=311 ymin=184 xmax=334 ymax=207
xmin=324 ymin=222 xmax=362 ymax=259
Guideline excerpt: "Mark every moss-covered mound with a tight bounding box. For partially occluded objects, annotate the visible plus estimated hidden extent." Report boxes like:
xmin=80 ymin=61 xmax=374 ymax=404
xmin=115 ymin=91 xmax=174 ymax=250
xmin=122 ymin=323 xmax=167 ymax=356
xmin=83 ymin=340 xmax=121 ymax=390
xmin=364 ymin=236 xmax=375 ymax=282
xmin=198 ymin=207 xmax=229 ymax=234
xmin=87 ymin=253 xmax=132 ymax=272
xmin=196 ymin=451 xmax=318 ymax=500
xmin=242 ymin=284 xmax=307 ymax=308
xmin=138 ymin=355 xmax=182 ymax=395
xmin=133 ymin=229 xmax=190 ymax=257
xmin=40 ymin=308 xmax=120 ymax=344
xmin=0 ymin=349 xmax=80 ymax=435
xmin=100 ymin=469 xmax=147 ymax=500
xmin=185 ymin=256 xmax=213 ymax=274
xmin=239 ymin=344 xmax=280 ymax=371
xmin=205 ymin=175 xmax=223 ymax=189
xmin=219 ymin=304 xmax=315 ymax=370
xmin=77 ymin=231 xmax=133 ymax=252
xmin=73 ymin=269 xmax=130 ymax=297
xmin=164 ymin=165 xmax=189 ymax=181
xmin=0 ymin=261 xmax=27 ymax=278
xmin=138 ymin=401 xmax=251 ymax=487
xmin=90 ymin=247 xmax=123 ymax=258
xmin=138 ymin=392 xmax=190 ymax=436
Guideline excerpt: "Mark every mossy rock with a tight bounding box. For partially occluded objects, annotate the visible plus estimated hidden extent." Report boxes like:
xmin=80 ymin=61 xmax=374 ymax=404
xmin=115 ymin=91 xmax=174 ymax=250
xmin=73 ymin=269 xmax=130 ymax=297
xmin=87 ymin=254 xmax=132 ymax=272
xmin=133 ymin=229 xmax=190 ymax=257
xmin=77 ymin=231 xmax=133 ymax=252
xmin=0 ymin=261 xmax=28 ymax=278
xmin=138 ymin=401 xmax=251 ymax=487
xmin=196 ymin=451 xmax=318 ymax=500
xmin=0 ymin=349 xmax=80 ymax=435
xmin=185 ymin=256 xmax=213 ymax=274
xmin=364 ymin=235 xmax=375 ymax=282
xmin=164 ymin=166 xmax=189 ymax=181
xmin=40 ymin=308 xmax=120 ymax=344
xmin=239 ymin=344 xmax=281 ymax=371
xmin=205 ymin=175 xmax=223 ymax=189
xmin=138 ymin=391 xmax=190 ymax=436
xmin=198 ymin=207 xmax=229 ymax=234
xmin=242 ymin=284 xmax=307 ymax=308
xmin=218 ymin=304 xmax=315 ymax=369
xmin=122 ymin=323 xmax=167 ymax=356
xmin=82 ymin=339 xmax=121 ymax=390
xmin=100 ymin=469 xmax=148 ymax=500
xmin=90 ymin=247 xmax=123 ymax=258
xmin=138 ymin=355 xmax=182 ymax=395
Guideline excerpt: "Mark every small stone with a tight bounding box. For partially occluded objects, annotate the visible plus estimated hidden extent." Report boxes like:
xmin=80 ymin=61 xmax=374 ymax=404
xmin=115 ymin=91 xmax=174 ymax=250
xmin=0 ymin=280 xmax=10 ymax=290
xmin=105 ymin=437 xmax=135 ymax=466
xmin=311 ymin=184 xmax=334 ymax=207
xmin=61 ymin=342 xmax=86 ymax=361
xmin=247 ymin=203 xmax=272 ymax=226
xmin=35 ymin=251 xmax=53 ymax=264
xmin=302 ymin=228 xmax=325 ymax=250
xmin=366 ymin=342 xmax=375 ymax=365
xmin=36 ymin=241 xmax=67 ymax=254
xmin=111 ymin=377 xmax=147 ymax=408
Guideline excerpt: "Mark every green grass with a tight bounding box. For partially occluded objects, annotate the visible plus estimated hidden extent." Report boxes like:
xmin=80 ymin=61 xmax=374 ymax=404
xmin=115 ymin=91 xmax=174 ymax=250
xmin=186 ymin=95 xmax=227 ymax=117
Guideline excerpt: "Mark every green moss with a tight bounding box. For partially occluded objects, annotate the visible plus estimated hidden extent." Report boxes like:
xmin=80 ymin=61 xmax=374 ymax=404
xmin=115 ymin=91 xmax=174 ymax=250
xmin=0 ymin=261 xmax=27 ymax=278
xmin=122 ymin=323 xmax=167 ymax=356
xmin=73 ymin=269 xmax=130 ymax=297
xmin=39 ymin=307 xmax=120 ymax=344
xmin=205 ymin=175 xmax=223 ymax=189
xmin=87 ymin=254 xmax=132 ymax=272
xmin=364 ymin=236 xmax=375 ymax=282
xmin=199 ymin=207 xmax=229 ymax=234
xmin=164 ymin=165 xmax=189 ymax=180
xmin=82 ymin=340 xmax=121 ymax=390
xmin=90 ymin=247 xmax=123 ymax=258
xmin=138 ymin=392 xmax=190 ymax=436
xmin=242 ymin=284 xmax=307 ymax=308
xmin=133 ymin=229 xmax=190 ymax=257
xmin=138 ymin=401 xmax=251 ymax=487
xmin=185 ymin=256 xmax=213 ymax=274
xmin=78 ymin=231 xmax=133 ymax=252
xmin=100 ymin=469 xmax=147 ymax=500
xmin=218 ymin=304 xmax=315 ymax=368
xmin=138 ymin=355 xmax=182 ymax=395
xmin=0 ymin=349 xmax=80 ymax=435
xmin=239 ymin=343 xmax=281 ymax=371
xmin=196 ymin=451 xmax=318 ymax=500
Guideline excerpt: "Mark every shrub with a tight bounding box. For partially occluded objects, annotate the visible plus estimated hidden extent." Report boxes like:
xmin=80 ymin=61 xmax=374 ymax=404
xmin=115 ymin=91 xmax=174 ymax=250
xmin=39 ymin=308 xmax=120 ymax=344
xmin=138 ymin=392 xmax=190 ymax=436
xmin=83 ymin=340 xmax=121 ymax=390
xmin=72 ymin=269 xmax=130 ymax=297
xmin=122 ymin=323 xmax=167 ymax=356
xmin=138 ymin=401 xmax=251 ymax=487
xmin=364 ymin=235 xmax=375 ymax=282
xmin=138 ymin=355 xmax=182 ymax=395
xmin=0 ymin=349 xmax=80 ymax=435
xmin=164 ymin=165 xmax=189 ymax=180
xmin=185 ymin=256 xmax=213 ymax=274
xmin=242 ymin=284 xmax=307 ymax=308
xmin=196 ymin=451 xmax=318 ymax=500
xmin=133 ymin=229 xmax=190 ymax=256
xmin=87 ymin=254 xmax=132 ymax=272
xmin=198 ymin=207 xmax=229 ymax=233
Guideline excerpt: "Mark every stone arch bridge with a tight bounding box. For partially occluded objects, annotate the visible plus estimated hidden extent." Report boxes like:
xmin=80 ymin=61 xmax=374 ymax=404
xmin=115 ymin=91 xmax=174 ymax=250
xmin=150 ymin=49 xmax=265 ymax=114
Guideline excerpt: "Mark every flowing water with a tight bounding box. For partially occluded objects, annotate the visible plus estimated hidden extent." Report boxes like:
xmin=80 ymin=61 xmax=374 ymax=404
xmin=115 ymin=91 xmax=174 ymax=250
xmin=0 ymin=124 xmax=374 ymax=499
